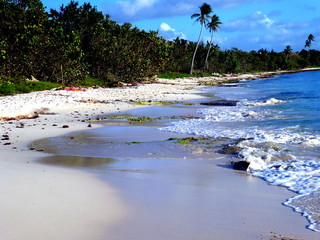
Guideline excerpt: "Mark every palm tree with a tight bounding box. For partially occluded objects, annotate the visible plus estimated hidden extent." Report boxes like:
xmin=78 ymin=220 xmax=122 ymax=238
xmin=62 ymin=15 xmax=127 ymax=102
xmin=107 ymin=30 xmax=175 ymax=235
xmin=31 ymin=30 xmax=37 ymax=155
xmin=190 ymin=3 xmax=212 ymax=74
xmin=305 ymin=34 xmax=315 ymax=49
xmin=284 ymin=45 xmax=292 ymax=61
xmin=204 ymin=14 xmax=222 ymax=70
xmin=305 ymin=34 xmax=315 ymax=60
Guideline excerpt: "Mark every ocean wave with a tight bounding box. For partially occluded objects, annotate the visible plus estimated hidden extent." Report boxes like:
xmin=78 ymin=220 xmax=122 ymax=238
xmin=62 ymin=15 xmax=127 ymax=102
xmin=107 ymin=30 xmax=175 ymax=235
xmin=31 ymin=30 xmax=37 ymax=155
xmin=284 ymin=191 xmax=320 ymax=232
xmin=242 ymin=98 xmax=286 ymax=106
xmin=160 ymin=94 xmax=320 ymax=231
xmin=198 ymin=98 xmax=286 ymax=123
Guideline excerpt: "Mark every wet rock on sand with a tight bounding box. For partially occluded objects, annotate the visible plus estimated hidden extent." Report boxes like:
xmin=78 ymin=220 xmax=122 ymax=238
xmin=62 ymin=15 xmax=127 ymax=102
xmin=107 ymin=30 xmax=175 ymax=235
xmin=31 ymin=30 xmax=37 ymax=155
xmin=232 ymin=161 xmax=250 ymax=171
xmin=200 ymin=100 xmax=239 ymax=106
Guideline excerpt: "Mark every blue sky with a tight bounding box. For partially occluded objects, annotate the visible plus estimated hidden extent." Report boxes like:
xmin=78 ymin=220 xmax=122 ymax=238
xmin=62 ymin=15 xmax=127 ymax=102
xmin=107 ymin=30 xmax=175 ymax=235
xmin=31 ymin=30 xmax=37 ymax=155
xmin=41 ymin=0 xmax=320 ymax=52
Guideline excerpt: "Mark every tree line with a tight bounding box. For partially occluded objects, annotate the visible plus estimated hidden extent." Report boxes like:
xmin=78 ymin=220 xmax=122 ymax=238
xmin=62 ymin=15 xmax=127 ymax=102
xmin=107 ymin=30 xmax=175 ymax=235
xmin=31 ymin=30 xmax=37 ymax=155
xmin=1 ymin=0 xmax=320 ymax=87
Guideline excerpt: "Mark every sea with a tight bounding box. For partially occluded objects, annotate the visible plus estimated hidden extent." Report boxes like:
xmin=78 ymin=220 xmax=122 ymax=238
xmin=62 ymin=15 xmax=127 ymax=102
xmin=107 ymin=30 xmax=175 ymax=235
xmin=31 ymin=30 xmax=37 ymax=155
xmin=161 ymin=70 xmax=320 ymax=232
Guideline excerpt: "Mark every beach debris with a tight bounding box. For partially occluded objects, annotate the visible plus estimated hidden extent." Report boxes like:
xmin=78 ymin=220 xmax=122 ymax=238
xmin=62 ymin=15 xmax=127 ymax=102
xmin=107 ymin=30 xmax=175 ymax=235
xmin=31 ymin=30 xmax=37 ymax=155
xmin=200 ymin=100 xmax=238 ymax=106
xmin=77 ymin=99 xmax=107 ymax=104
xmin=231 ymin=161 xmax=250 ymax=171
xmin=2 ymin=135 xmax=10 ymax=140
xmin=62 ymin=125 xmax=69 ymax=128
xmin=16 ymin=122 xmax=25 ymax=128
xmin=59 ymin=87 xmax=87 ymax=91
xmin=26 ymin=76 xmax=39 ymax=82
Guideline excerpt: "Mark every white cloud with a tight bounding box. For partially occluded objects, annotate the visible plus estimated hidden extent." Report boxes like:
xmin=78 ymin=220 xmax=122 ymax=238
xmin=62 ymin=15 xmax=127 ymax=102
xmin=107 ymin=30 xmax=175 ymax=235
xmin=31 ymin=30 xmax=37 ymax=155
xmin=117 ymin=0 xmax=157 ymax=16
xmin=159 ymin=23 xmax=172 ymax=31
xmin=158 ymin=22 xmax=186 ymax=40
xmin=109 ymin=0 xmax=196 ymax=22
xmin=254 ymin=11 xmax=275 ymax=28
xmin=224 ymin=11 xmax=276 ymax=32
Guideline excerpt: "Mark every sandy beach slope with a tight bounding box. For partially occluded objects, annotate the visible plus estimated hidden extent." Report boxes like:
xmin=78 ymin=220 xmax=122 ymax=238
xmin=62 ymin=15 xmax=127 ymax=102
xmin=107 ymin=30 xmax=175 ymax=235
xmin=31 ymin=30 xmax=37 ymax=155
xmin=1 ymin=70 xmax=320 ymax=239
xmin=0 ymin=76 xmax=212 ymax=240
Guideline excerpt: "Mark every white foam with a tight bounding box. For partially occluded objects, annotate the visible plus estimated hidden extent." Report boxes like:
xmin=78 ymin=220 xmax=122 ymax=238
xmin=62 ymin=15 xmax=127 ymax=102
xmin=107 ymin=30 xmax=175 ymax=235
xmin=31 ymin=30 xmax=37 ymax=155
xmin=160 ymin=96 xmax=320 ymax=231
xmin=242 ymin=98 xmax=286 ymax=106
xmin=285 ymin=191 xmax=320 ymax=232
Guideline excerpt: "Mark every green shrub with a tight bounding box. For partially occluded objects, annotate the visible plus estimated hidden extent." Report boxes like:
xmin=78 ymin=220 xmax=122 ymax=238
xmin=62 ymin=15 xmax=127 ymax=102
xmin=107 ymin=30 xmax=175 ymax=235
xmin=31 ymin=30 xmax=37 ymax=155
xmin=77 ymin=77 xmax=106 ymax=87
xmin=0 ymin=76 xmax=61 ymax=95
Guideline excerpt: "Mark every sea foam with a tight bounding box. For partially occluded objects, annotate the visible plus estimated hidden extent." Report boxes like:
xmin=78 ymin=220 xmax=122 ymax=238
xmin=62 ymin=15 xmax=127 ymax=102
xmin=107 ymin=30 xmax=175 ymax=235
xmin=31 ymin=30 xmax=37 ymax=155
xmin=160 ymin=96 xmax=320 ymax=231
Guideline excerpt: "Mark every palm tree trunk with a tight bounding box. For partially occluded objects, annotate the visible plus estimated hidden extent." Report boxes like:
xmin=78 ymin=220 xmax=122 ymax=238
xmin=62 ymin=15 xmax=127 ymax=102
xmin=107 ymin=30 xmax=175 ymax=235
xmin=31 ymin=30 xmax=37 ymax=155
xmin=190 ymin=23 xmax=204 ymax=75
xmin=205 ymin=30 xmax=214 ymax=70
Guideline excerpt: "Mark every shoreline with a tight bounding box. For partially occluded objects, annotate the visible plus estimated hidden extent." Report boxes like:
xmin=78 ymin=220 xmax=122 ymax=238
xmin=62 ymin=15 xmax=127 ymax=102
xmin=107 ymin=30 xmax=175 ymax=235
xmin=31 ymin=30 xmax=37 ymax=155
xmin=1 ymin=68 xmax=320 ymax=239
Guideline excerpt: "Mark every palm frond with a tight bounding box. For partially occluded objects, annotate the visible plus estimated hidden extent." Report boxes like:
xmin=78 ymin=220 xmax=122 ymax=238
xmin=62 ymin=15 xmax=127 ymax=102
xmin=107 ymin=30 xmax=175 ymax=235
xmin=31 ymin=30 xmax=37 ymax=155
xmin=206 ymin=14 xmax=222 ymax=32
xmin=191 ymin=13 xmax=200 ymax=19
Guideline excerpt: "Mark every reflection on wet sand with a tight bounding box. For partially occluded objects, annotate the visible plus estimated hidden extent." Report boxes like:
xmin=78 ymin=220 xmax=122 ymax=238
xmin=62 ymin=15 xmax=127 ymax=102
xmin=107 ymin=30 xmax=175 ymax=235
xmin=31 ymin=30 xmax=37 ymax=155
xmin=39 ymin=155 xmax=115 ymax=168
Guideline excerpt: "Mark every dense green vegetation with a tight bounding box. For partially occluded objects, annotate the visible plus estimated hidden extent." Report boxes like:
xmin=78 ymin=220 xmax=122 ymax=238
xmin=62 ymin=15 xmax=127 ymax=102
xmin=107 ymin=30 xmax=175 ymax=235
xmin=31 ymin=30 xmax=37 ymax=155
xmin=0 ymin=76 xmax=61 ymax=95
xmin=0 ymin=0 xmax=319 ymax=95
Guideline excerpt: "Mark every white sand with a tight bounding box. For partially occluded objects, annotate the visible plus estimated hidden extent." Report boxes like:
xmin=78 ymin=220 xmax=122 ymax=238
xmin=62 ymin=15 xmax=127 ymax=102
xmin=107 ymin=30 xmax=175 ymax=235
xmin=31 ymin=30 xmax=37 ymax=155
xmin=0 ymin=78 xmax=209 ymax=240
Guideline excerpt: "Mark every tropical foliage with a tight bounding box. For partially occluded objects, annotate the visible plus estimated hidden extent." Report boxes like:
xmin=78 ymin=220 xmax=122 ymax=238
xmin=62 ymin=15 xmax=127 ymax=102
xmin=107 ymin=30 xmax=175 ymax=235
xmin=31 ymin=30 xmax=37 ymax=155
xmin=0 ymin=0 xmax=171 ymax=86
xmin=0 ymin=0 xmax=320 ymax=93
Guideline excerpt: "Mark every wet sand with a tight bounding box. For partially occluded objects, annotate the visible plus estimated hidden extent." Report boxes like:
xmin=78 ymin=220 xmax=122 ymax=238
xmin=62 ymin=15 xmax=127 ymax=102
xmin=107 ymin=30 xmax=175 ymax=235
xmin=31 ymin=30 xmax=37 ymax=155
xmin=36 ymin=104 xmax=320 ymax=240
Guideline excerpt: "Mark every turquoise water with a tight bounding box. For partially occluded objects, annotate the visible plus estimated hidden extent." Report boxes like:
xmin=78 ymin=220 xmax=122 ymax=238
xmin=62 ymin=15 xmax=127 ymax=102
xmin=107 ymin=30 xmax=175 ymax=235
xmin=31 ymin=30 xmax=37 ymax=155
xmin=162 ymin=70 xmax=320 ymax=232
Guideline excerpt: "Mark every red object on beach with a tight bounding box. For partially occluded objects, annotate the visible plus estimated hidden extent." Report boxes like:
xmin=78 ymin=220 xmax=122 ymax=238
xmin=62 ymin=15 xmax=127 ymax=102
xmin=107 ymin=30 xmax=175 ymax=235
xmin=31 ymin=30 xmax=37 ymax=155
xmin=60 ymin=87 xmax=87 ymax=91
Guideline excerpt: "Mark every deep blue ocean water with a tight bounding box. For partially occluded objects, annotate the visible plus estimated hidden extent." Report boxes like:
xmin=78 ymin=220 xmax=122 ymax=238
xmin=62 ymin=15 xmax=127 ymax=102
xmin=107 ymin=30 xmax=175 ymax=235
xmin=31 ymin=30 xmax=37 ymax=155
xmin=162 ymin=70 xmax=320 ymax=231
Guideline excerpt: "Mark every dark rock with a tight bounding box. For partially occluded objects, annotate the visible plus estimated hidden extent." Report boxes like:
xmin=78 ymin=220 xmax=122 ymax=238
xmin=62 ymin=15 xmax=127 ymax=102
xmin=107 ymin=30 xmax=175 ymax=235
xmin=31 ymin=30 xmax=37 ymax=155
xmin=232 ymin=161 xmax=250 ymax=171
xmin=3 ymin=142 xmax=12 ymax=145
xmin=221 ymin=84 xmax=239 ymax=87
xmin=2 ymin=137 xmax=10 ymax=141
xmin=218 ymin=145 xmax=242 ymax=155
xmin=87 ymin=124 xmax=92 ymax=127
xmin=16 ymin=123 xmax=25 ymax=128
xmin=62 ymin=125 xmax=69 ymax=128
xmin=200 ymin=100 xmax=238 ymax=106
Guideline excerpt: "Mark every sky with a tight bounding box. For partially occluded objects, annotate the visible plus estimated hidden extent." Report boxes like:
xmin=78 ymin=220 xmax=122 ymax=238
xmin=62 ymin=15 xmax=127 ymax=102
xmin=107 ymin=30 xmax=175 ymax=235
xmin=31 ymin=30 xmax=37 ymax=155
xmin=41 ymin=0 xmax=320 ymax=52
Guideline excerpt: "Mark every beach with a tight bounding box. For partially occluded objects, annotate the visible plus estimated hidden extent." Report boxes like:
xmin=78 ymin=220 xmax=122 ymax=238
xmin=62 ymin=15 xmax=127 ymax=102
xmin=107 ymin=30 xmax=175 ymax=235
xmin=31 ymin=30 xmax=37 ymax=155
xmin=1 ymin=71 xmax=320 ymax=240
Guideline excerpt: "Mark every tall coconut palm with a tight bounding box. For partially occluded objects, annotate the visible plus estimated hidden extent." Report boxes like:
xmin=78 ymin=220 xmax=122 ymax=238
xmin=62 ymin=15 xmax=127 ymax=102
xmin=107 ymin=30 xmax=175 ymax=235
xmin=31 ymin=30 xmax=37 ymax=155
xmin=204 ymin=14 xmax=222 ymax=70
xmin=305 ymin=34 xmax=315 ymax=60
xmin=305 ymin=34 xmax=315 ymax=49
xmin=284 ymin=45 xmax=292 ymax=61
xmin=190 ymin=3 xmax=212 ymax=74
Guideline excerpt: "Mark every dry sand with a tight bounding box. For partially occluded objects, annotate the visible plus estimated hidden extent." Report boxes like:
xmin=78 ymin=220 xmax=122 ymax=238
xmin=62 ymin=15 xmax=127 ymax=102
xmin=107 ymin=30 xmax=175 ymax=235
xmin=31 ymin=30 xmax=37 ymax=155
xmin=1 ymin=71 xmax=320 ymax=239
